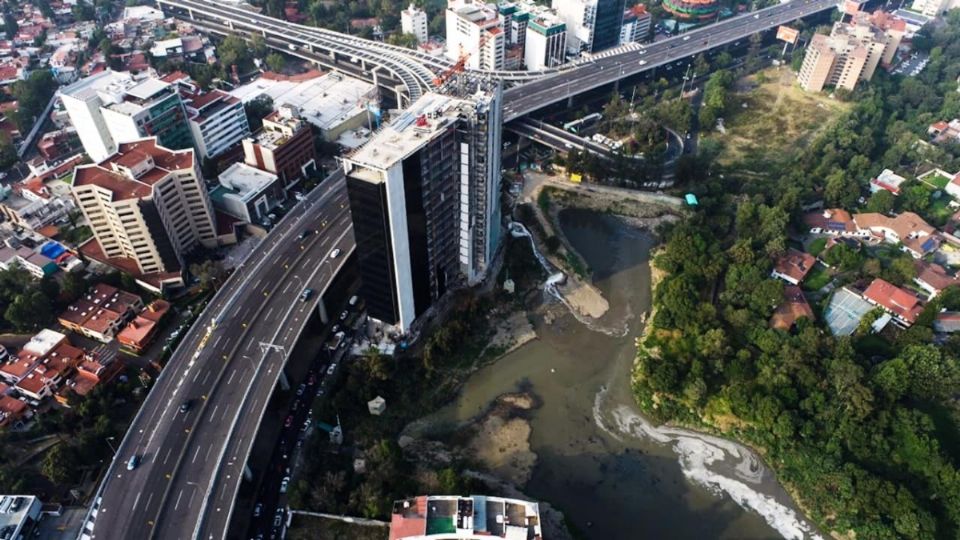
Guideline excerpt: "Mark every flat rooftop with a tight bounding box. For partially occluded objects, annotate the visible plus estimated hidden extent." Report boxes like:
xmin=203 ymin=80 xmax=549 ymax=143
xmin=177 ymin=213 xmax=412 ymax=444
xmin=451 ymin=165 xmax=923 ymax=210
xmin=217 ymin=163 xmax=278 ymax=202
xmin=345 ymin=93 xmax=470 ymax=176
xmin=229 ymin=72 xmax=375 ymax=132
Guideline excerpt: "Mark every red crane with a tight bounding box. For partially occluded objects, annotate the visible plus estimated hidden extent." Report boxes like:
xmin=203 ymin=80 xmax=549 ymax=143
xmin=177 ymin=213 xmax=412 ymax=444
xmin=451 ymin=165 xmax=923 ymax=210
xmin=433 ymin=30 xmax=493 ymax=88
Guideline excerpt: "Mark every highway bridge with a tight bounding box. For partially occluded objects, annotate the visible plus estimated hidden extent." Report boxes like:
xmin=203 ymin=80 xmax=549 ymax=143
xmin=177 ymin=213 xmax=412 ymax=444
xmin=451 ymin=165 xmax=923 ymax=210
xmin=79 ymin=172 xmax=355 ymax=540
xmin=158 ymin=0 xmax=837 ymax=117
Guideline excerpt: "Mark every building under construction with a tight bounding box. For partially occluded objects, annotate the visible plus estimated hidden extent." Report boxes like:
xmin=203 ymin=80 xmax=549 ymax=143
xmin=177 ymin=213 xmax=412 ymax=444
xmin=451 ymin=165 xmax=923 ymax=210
xmin=341 ymin=79 xmax=503 ymax=332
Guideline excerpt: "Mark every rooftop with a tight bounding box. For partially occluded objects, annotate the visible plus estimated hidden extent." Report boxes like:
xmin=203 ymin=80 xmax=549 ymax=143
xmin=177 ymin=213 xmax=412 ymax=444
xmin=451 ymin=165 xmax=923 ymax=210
xmin=770 ymin=285 xmax=815 ymax=330
xmin=217 ymin=163 xmax=278 ymax=202
xmin=390 ymin=495 xmax=542 ymax=540
xmin=71 ymin=139 xmax=194 ymax=201
xmin=863 ymin=278 xmax=923 ymax=324
xmin=772 ymin=248 xmax=816 ymax=283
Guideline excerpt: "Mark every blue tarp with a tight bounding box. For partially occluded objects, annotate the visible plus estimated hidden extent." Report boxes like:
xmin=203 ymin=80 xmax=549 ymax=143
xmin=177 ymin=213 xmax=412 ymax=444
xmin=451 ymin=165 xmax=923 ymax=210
xmin=685 ymin=193 xmax=699 ymax=206
xmin=40 ymin=241 xmax=66 ymax=259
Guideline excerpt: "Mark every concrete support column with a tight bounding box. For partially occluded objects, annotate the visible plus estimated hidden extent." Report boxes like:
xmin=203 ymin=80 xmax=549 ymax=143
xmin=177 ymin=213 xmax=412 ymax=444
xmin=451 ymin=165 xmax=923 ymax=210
xmin=360 ymin=59 xmax=367 ymax=71
xmin=243 ymin=464 xmax=253 ymax=482
xmin=278 ymin=369 xmax=290 ymax=391
xmin=567 ymin=96 xmax=574 ymax=108
xmin=187 ymin=8 xmax=194 ymax=19
xmin=396 ymin=87 xmax=407 ymax=109
xmin=226 ymin=20 xmax=234 ymax=30
xmin=316 ymin=298 xmax=328 ymax=325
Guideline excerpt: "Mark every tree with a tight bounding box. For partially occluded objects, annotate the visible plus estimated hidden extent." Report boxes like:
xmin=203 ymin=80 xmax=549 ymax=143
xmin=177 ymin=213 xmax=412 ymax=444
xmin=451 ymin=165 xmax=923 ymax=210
xmin=0 ymin=132 xmax=16 ymax=171
xmin=41 ymin=444 xmax=74 ymax=484
xmin=386 ymin=32 xmax=418 ymax=49
xmin=250 ymin=34 xmax=268 ymax=58
xmin=865 ymin=189 xmax=894 ymax=213
xmin=245 ymin=96 xmax=274 ymax=131
xmin=264 ymin=52 xmax=285 ymax=73
xmin=218 ymin=34 xmax=252 ymax=71
xmin=60 ymin=272 xmax=87 ymax=304
xmin=189 ymin=260 xmax=226 ymax=291
xmin=2 ymin=8 xmax=16 ymax=40
xmin=5 ymin=290 xmax=53 ymax=331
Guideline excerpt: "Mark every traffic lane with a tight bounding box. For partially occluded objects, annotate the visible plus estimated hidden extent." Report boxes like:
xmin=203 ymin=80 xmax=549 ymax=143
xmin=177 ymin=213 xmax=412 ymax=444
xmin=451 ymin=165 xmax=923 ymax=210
xmin=196 ymin=216 xmax=354 ymax=539
xmin=92 ymin=185 xmax=348 ymax=537
xmin=148 ymin=213 xmax=350 ymax=538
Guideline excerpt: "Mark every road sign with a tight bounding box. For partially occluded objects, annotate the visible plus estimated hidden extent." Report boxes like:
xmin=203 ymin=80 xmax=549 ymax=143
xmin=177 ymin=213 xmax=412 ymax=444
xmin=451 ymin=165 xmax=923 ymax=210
xmin=776 ymin=25 xmax=799 ymax=45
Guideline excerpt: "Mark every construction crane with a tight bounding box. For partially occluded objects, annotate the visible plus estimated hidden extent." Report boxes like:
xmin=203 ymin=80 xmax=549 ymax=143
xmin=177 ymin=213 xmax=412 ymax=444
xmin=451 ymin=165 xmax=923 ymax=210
xmin=432 ymin=30 xmax=494 ymax=88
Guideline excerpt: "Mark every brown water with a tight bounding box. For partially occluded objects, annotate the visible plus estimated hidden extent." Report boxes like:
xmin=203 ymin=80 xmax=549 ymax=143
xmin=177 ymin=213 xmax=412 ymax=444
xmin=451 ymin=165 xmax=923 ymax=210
xmin=425 ymin=208 xmax=813 ymax=540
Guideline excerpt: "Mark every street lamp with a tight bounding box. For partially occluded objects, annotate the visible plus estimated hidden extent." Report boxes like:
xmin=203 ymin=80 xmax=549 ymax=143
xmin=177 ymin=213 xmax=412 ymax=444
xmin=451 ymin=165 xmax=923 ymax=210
xmin=105 ymin=437 xmax=118 ymax=455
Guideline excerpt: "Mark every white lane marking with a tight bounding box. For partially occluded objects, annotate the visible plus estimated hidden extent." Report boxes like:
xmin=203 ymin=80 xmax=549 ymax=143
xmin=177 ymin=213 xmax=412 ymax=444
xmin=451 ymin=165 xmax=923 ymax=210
xmin=212 ymin=335 xmax=223 ymax=349
xmin=192 ymin=369 xmax=201 ymax=383
xmin=144 ymin=493 xmax=154 ymax=512
xmin=174 ymin=489 xmax=184 ymax=511
xmin=226 ymin=369 xmax=236 ymax=385
xmin=202 ymin=370 xmax=212 ymax=385
xmin=131 ymin=492 xmax=142 ymax=514
xmin=221 ymin=406 xmax=229 ymax=421
xmin=163 ymin=447 xmax=172 ymax=465
xmin=205 ymin=443 xmax=214 ymax=462
xmin=282 ymin=281 xmax=293 ymax=294
xmin=209 ymin=405 xmax=219 ymax=423
xmin=264 ymin=307 xmax=274 ymax=321
xmin=192 ymin=445 xmax=202 ymax=464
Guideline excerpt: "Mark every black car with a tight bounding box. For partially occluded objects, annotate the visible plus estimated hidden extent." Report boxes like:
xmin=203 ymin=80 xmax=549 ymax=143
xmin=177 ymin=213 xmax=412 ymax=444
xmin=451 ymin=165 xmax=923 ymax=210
xmin=179 ymin=400 xmax=192 ymax=414
xmin=297 ymin=229 xmax=312 ymax=240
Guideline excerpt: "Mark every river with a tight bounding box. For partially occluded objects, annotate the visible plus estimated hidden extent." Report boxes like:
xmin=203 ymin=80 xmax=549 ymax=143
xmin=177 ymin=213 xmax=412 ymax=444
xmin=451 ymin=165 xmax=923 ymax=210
xmin=423 ymin=208 xmax=821 ymax=539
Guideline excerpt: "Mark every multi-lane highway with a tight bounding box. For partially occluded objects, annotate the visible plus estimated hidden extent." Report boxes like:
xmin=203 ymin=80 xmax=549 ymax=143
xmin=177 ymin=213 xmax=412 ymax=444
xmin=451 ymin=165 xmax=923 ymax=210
xmin=79 ymin=172 xmax=355 ymax=540
xmin=502 ymin=0 xmax=838 ymax=120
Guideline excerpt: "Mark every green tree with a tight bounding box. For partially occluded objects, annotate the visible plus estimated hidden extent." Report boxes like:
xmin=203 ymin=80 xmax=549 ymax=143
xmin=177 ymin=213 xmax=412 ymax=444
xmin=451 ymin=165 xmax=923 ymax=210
xmin=865 ymin=189 xmax=894 ymax=213
xmin=386 ymin=32 xmax=418 ymax=49
xmin=0 ymin=131 xmax=16 ymax=171
xmin=5 ymin=290 xmax=53 ymax=331
xmin=189 ymin=260 xmax=226 ymax=291
xmin=41 ymin=444 xmax=74 ymax=484
xmin=264 ymin=52 xmax=285 ymax=73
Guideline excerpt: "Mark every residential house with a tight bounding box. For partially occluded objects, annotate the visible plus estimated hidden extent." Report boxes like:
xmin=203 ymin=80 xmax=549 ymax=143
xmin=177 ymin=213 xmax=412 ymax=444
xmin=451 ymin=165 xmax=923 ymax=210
xmin=869 ymin=169 xmax=907 ymax=195
xmin=57 ymin=356 xmax=124 ymax=403
xmin=14 ymin=341 xmax=86 ymax=404
xmin=862 ymin=278 xmax=923 ymax=326
xmin=0 ymin=330 xmax=66 ymax=386
xmin=853 ymin=212 xmax=940 ymax=258
xmin=770 ymin=248 xmax=817 ymax=285
xmin=116 ymin=299 xmax=172 ymax=353
xmin=58 ymin=284 xmax=143 ymax=342
xmin=934 ymin=311 xmax=960 ymax=333
xmin=770 ymin=285 xmax=815 ymax=330
xmin=802 ymin=208 xmax=865 ymax=237
xmin=914 ymin=261 xmax=959 ymax=299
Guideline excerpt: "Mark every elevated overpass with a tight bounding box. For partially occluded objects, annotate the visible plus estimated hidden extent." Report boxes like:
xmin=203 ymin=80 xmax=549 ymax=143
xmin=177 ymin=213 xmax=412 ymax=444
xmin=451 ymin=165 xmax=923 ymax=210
xmin=79 ymin=172 xmax=355 ymax=540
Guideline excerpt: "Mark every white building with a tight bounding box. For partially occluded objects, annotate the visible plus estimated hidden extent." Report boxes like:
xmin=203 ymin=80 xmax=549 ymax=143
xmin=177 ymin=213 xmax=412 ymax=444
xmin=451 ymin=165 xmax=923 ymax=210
xmin=910 ymin=0 xmax=960 ymax=17
xmin=619 ymin=4 xmax=651 ymax=45
xmin=401 ymin=3 xmax=429 ymax=44
xmin=524 ymin=12 xmax=566 ymax=69
xmin=70 ymin=139 xmax=217 ymax=287
xmin=212 ymin=163 xmax=281 ymax=224
xmin=184 ymin=89 xmax=250 ymax=159
xmin=553 ymin=0 xmax=598 ymax=53
xmin=60 ymin=71 xmax=195 ymax=163
xmin=0 ymin=495 xmax=42 ymax=538
xmin=445 ymin=0 xmax=506 ymax=70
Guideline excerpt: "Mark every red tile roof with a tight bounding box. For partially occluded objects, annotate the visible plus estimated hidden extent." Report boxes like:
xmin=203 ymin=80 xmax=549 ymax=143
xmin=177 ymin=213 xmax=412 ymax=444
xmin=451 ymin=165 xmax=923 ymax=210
xmin=770 ymin=285 xmax=814 ymax=330
xmin=915 ymin=261 xmax=959 ymax=292
xmin=863 ymin=278 xmax=922 ymax=324
xmin=72 ymin=139 xmax=195 ymax=201
xmin=772 ymin=249 xmax=816 ymax=283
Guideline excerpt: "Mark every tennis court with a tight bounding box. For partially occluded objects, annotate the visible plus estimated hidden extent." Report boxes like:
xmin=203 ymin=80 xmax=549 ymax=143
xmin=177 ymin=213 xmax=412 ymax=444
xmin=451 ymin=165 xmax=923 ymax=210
xmin=824 ymin=287 xmax=874 ymax=336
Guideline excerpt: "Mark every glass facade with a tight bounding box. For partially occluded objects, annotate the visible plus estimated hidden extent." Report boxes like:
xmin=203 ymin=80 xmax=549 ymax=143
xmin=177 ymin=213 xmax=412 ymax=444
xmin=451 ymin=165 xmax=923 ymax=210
xmin=592 ymin=0 xmax=626 ymax=52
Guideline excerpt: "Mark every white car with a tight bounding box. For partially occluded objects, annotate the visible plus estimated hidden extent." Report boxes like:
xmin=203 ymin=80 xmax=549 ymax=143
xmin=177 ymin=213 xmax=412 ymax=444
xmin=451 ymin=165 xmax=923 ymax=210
xmin=280 ymin=476 xmax=290 ymax=494
xmin=329 ymin=248 xmax=341 ymax=259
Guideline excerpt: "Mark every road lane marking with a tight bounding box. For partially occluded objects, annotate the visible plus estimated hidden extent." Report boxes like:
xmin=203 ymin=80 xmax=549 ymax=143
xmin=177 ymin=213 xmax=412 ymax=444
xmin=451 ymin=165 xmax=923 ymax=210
xmin=264 ymin=307 xmax=274 ymax=321
xmin=205 ymin=444 xmax=214 ymax=462
xmin=202 ymin=370 xmax=211 ymax=385
xmin=209 ymin=405 xmax=219 ymax=423
xmin=163 ymin=447 xmax=172 ymax=465
xmin=226 ymin=369 xmax=236 ymax=385
xmin=192 ymin=445 xmax=202 ymax=464
xmin=174 ymin=489 xmax=184 ymax=511
xmin=212 ymin=335 xmax=223 ymax=349
xmin=131 ymin=492 xmax=142 ymax=514
xmin=144 ymin=493 xmax=154 ymax=512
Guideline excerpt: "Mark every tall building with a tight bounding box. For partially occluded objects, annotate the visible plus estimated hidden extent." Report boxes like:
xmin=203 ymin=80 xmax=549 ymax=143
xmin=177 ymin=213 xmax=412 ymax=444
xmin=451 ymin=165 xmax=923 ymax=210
xmin=552 ymin=0 xmax=597 ymax=53
xmin=525 ymin=12 xmax=567 ymax=69
xmin=445 ymin=0 xmax=506 ymax=70
xmin=591 ymin=0 xmax=626 ymax=50
xmin=401 ymin=3 xmax=429 ymax=43
xmin=69 ymin=139 xmax=217 ymax=282
xmin=242 ymin=105 xmax=317 ymax=192
xmin=619 ymin=4 xmax=652 ymax=45
xmin=341 ymin=85 xmax=503 ymax=331
xmin=182 ymin=87 xmax=251 ymax=159
xmin=910 ymin=0 xmax=960 ymax=17
xmin=61 ymin=71 xmax=194 ymax=163
xmin=797 ymin=12 xmax=904 ymax=92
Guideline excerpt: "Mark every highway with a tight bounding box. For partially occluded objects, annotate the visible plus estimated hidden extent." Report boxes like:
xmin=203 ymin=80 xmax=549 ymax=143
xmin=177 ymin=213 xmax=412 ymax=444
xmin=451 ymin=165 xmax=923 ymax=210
xmin=502 ymin=0 xmax=838 ymax=120
xmin=78 ymin=171 xmax=355 ymax=540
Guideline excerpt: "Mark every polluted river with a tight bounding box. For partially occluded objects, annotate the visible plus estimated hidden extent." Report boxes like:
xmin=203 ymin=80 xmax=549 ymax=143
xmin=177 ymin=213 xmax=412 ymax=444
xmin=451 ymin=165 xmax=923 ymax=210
xmin=409 ymin=207 xmax=823 ymax=540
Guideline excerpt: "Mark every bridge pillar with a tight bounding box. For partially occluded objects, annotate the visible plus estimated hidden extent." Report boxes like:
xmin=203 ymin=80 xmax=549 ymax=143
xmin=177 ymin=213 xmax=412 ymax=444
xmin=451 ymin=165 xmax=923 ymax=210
xmin=226 ymin=20 xmax=234 ymax=30
xmin=278 ymin=369 xmax=291 ymax=391
xmin=567 ymin=96 xmax=574 ymax=108
xmin=316 ymin=298 xmax=328 ymax=324
xmin=243 ymin=464 xmax=253 ymax=482
xmin=187 ymin=7 xmax=194 ymax=19
xmin=395 ymin=87 xmax=407 ymax=109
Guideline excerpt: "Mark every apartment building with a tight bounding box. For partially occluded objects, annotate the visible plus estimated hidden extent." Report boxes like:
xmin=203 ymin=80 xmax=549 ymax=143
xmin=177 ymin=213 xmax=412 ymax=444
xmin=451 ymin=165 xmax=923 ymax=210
xmin=525 ymin=12 xmax=567 ymax=69
xmin=183 ymin=88 xmax=251 ymax=159
xmin=57 ymin=283 xmax=143 ymax=342
xmin=341 ymin=85 xmax=503 ymax=331
xmin=61 ymin=70 xmax=194 ymax=162
xmin=619 ymin=4 xmax=651 ymax=45
xmin=242 ymin=106 xmax=317 ymax=191
xmin=797 ymin=11 xmax=904 ymax=92
xmin=69 ymin=138 xmax=217 ymax=282
xmin=445 ymin=0 xmax=506 ymax=70
xmin=401 ymin=3 xmax=429 ymax=43
xmin=910 ymin=0 xmax=960 ymax=17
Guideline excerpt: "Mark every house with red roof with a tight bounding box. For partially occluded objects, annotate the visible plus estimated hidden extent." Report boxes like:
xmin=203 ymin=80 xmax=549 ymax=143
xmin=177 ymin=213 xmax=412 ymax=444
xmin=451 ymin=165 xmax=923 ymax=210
xmin=117 ymin=299 xmax=172 ymax=353
xmin=914 ymin=261 xmax=959 ymax=299
xmin=58 ymin=283 xmax=143 ymax=342
xmin=770 ymin=249 xmax=817 ymax=285
xmin=770 ymin=286 xmax=815 ymax=331
xmin=862 ymin=278 xmax=923 ymax=326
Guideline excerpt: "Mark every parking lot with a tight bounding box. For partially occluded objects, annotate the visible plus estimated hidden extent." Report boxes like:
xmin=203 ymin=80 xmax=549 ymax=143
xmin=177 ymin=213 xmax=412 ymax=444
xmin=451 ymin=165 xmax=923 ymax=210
xmin=892 ymin=52 xmax=929 ymax=77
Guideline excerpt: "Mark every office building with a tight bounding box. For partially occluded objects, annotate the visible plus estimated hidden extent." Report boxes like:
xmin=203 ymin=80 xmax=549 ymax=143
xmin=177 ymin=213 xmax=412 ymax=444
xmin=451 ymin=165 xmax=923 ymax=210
xmin=619 ymin=4 xmax=652 ymax=44
xmin=797 ymin=13 xmax=903 ymax=92
xmin=553 ymin=0 xmax=597 ymax=53
xmin=591 ymin=0 xmax=626 ymax=50
xmin=525 ymin=12 xmax=567 ymax=69
xmin=445 ymin=0 xmax=506 ymax=70
xmin=341 ymin=85 xmax=503 ymax=331
xmin=61 ymin=70 xmax=194 ymax=163
xmin=70 ymin=139 xmax=217 ymax=287
xmin=242 ymin=105 xmax=317 ymax=191
xmin=401 ymin=3 xmax=429 ymax=43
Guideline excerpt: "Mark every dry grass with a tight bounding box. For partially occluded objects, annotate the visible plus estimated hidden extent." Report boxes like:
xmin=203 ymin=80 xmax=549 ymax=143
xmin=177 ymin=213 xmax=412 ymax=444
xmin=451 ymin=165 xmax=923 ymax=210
xmin=707 ymin=68 xmax=852 ymax=169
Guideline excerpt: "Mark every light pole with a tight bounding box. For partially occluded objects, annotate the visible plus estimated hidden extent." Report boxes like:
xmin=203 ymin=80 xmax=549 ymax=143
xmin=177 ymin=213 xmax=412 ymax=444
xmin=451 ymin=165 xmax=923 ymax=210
xmin=105 ymin=437 xmax=118 ymax=455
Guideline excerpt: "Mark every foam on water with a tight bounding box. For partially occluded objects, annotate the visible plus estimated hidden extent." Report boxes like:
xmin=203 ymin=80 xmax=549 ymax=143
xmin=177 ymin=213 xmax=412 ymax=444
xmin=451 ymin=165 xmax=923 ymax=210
xmin=594 ymin=387 xmax=823 ymax=540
